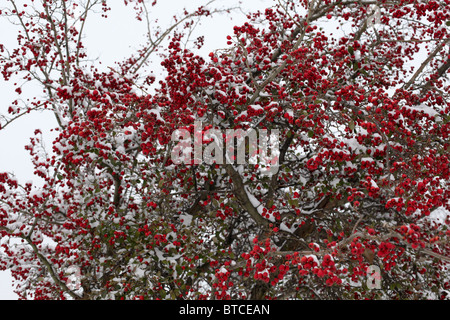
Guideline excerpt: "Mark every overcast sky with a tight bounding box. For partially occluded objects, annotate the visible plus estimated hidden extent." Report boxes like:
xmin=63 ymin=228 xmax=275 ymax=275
xmin=0 ymin=0 xmax=272 ymax=300
xmin=1 ymin=0 xmax=447 ymax=300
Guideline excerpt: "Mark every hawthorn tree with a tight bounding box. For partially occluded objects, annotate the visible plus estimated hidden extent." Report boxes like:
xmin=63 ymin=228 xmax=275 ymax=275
xmin=1 ymin=0 xmax=450 ymax=300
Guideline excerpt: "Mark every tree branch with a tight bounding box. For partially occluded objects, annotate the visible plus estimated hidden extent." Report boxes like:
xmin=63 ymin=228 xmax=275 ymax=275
xmin=225 ymin=164 xmax=270 ymax=227
xmin=403 ymin=38 xmax=450 ymax=90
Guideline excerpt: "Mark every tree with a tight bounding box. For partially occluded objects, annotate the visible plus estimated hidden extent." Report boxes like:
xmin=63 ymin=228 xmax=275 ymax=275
xmin=0 ymin=0 xmax=449 ymax=300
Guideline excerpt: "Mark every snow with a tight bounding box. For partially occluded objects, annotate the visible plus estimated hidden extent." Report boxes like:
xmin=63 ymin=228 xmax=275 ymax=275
xmin=148 ymin=107 xmax=165 ymax=123
xmin=343 ymin=137 xmax=367 ymax=154
xmin=90 ymin=221 xmax=100 ymax=228
xmin=403 ymin=103 xmax=439 ymax=118
xmin=236 ymin=110 xmax=248 ymax=119
xmin=427 ymin=206 xmax=449 ymax=225
xmin=330 ymin=177 xmax=340 ymax=187
xmin=248 ymin=104 xmax=263 ymax=111
xmin=279 ymin=222 xmax=294 ymax=233
xmin=285 ymin=109 xmax=293 ymax=118
xmin=179 ymin=213 xmax=193 ymax=226
xmin=215 ymin=89 xmax=227 ymax=97
xmin=304 ymin=254 xmax=319 ymax=266
xmin=367 ymin=177 xmax=379 ymax=189
xmin=244 ymin=186 xmax=275 ymax=222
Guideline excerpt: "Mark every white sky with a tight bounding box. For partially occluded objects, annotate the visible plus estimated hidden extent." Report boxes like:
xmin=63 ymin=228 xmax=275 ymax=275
xmin=0 ymin=0 xmax=448 ymax=300
xmin=0 ymin=0 xmax=272 ymax=300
